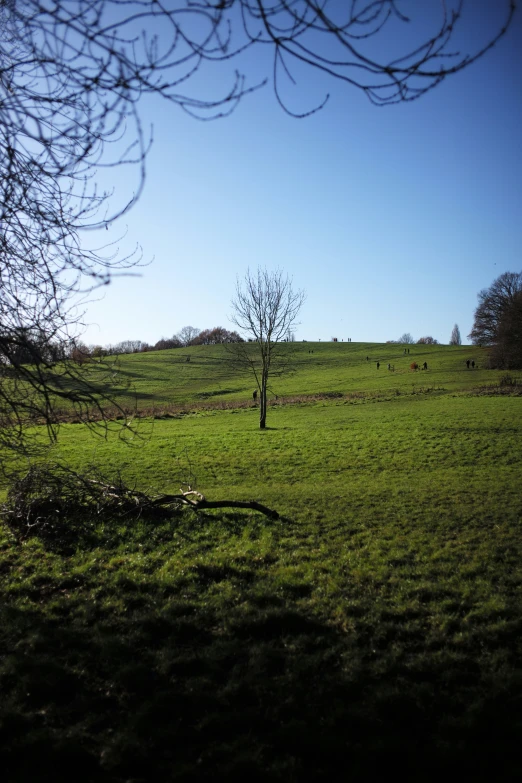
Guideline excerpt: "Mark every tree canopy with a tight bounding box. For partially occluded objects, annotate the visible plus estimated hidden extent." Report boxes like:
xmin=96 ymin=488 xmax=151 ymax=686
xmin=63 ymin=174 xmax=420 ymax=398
xmin=469 ymin=272 xmax=522 ymax=369
xmin=469 ymin=272 xmax=522 ymax=345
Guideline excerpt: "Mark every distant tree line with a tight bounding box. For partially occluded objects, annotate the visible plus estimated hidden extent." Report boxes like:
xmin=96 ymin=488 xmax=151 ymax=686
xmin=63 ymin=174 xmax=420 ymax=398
xmin=0 ymin=328 xmax=66 ymax=367
xmin=90 ymin=326 xmax=243 ymax=360
xmin=386 ymin=333 xmax=439 ymax=345
xmin=0 ymin=326 xmax=243 ymax=367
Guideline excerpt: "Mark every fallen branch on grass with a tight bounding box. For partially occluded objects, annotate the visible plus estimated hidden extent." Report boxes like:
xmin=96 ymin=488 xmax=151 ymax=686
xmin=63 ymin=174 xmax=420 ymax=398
xmin=1 ymin=465 xmax=279 ymax=541
xmin=151 ymin=488 xmax=279 ymax=519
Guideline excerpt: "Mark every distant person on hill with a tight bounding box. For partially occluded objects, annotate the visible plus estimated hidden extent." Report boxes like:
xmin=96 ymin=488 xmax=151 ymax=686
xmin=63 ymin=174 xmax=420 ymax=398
xmin=423 ymin=361 xmax=428 ymax=370
xmin=366 ymin=356 xmax=369 ymax=361
xmin=253 ymin=390 xmax=257 ymax=402
xmin=471 ymin=360 xmax=475 ymax=369
xmin=377 ymin=362 xmax=380 ymax=369
xmin=466 ymin=360 xmax=470 ymax=369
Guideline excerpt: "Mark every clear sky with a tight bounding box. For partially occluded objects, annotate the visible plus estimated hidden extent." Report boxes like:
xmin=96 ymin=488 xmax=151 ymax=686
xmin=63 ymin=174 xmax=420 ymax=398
xmin=81 ymin=1 xmax=522 ymax=348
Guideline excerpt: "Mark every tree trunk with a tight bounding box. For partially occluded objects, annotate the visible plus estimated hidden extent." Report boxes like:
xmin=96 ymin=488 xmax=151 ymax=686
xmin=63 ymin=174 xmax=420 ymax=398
xmin=260 ymin=379 xmax=267 ymax=429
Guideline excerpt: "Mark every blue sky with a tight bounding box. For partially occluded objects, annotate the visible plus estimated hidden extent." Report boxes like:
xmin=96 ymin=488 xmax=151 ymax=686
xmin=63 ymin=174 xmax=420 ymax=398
xmin=82 ymin=1 xmax=522 ymax=348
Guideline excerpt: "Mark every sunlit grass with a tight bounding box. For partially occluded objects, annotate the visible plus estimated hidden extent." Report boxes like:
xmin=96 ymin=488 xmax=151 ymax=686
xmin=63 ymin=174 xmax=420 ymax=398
xmin=95 ymin=341 xmax=498 ymax=409
xmin=1 ymin=346 xmax=521 ymax=779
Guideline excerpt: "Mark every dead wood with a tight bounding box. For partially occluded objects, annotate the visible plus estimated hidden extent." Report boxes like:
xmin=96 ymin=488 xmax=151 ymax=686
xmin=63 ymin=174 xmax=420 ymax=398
xmin=1 ymin=465 xmax=279 ymax=541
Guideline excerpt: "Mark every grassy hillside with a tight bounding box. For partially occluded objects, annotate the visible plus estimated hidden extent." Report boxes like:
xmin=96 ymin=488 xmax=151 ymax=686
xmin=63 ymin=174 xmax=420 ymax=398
xmin=1 ymin=343 xmax=521 ymax=780
xmin=99 ymin=341 xmax=494 ymax=410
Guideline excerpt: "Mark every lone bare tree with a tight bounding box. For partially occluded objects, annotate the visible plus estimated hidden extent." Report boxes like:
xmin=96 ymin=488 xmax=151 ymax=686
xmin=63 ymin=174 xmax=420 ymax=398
xmin=0 ymin=0 xmax=516 ymax=455
xmin=450 ymin=324 xmax=462 ymax=345
xmin=230 ymin=269 xmax=305 ymax=429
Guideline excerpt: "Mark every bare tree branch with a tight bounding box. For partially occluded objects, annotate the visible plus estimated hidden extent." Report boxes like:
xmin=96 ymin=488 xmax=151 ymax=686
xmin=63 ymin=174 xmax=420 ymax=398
xmin=1 ymin=465 xmax=279 ymax=543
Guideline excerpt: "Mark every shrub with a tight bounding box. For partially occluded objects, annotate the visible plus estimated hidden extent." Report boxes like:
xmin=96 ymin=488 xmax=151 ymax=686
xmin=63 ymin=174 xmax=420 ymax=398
xmin=410 ymin=362 xmax=419 ymax=370
xmin=499 ymin=373 xmax=520 ymax=388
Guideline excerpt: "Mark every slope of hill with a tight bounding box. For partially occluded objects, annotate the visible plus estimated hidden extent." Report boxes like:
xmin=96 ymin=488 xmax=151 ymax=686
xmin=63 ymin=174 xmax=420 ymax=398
xmin=105 ymin=341 xmax=493 ymax=410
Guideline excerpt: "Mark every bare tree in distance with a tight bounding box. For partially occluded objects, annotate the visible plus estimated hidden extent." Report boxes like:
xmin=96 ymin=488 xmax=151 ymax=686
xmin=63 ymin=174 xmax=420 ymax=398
xmin=469 ymin=271 xmax=522 ymax=368
xmin=0 ymin=0 xmax=516 ymax=456
xmin=176 ymin=327 xmax=201 ymax=347
xmin=399 ymin=333 xmax=415 ymax=344
xmin=450 ymin=324 xmax=462 ymax=346
xmin=417 ymin=336 xmax=439 ymax=345
xmin=230 ymin=269 xmax=305 ymax=429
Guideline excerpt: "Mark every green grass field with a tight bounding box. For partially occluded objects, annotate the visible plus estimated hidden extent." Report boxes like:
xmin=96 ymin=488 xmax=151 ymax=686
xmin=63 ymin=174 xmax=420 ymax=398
xmin=1 ymin=343 xmax=521 ymax=780
xmin=87 ymin=340 xmax=494 ymax=410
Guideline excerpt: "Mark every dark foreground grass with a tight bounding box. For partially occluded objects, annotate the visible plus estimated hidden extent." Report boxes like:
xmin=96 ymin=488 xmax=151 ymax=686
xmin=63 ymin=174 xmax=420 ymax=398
xmin=1 ymin=389 xmax=522 ymax=780
xmin=1 ymin=509 xmax=522 ymax=781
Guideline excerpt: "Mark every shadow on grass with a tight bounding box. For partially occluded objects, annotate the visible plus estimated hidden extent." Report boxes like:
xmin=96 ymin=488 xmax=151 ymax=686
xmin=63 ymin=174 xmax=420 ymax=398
xmin=1 ymin=577 xmax=522 ymax=782
xmin=6 ymin=508 xmax=275 ymax=557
